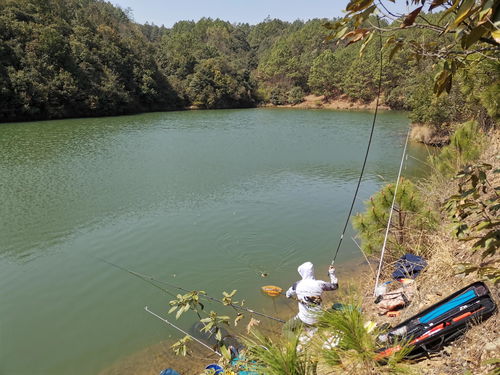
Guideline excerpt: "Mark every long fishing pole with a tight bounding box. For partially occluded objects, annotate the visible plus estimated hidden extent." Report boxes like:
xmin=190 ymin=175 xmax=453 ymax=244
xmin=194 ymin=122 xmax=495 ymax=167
xmin=144 ymin=306 xmax=222 ymax=356
xmin=331 ymin=16 xmax=384 ymax=265
xmin=97 ymin=257 xmax=178 ymax=298
xmin=97 ymin=257 xmax=285 ymax=323
xmin=373 ymin=128 xmax=411 ymax=296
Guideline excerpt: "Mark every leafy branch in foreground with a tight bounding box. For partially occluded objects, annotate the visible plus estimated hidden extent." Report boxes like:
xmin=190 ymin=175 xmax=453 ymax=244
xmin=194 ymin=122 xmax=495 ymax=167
xmin=171 ymin=335 xmax=192 ymax=356
xmin=167 ymin=289 xmax=245 ymax=358
xmin=324 ymin=0 xmax=500 ymax=96
xmin=444 ymin=163 xmax=500 ymax=284
xmin=200 ymin=311 xmax=231 ymax=342
xmin=168 ymin=290 xmax=206 ymax=319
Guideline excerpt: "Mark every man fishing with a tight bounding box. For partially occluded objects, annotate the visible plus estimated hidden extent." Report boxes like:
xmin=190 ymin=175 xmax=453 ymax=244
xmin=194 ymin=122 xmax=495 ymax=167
xmin=284 ymin=261 xmax=338 ymax=331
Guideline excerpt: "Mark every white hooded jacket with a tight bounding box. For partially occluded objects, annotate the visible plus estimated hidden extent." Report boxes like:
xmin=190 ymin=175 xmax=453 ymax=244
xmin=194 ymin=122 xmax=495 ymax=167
xmin=285 ymin=262 xmax=338 ymax=325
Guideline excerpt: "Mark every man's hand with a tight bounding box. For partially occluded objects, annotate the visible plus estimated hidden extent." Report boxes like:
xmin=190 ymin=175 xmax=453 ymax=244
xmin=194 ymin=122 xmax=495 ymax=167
xmin=328 ymin=265 xmax=336 ymax=274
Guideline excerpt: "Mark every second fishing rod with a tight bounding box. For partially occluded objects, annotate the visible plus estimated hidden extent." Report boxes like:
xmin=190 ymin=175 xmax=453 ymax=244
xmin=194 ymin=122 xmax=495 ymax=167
xmin=97 ymin=257 xmax=285 ymax=323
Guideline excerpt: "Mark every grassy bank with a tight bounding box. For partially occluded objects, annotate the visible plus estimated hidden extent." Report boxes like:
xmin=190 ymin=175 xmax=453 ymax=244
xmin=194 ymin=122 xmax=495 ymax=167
xmin=359 ymin=127 xmax=499 ymax=375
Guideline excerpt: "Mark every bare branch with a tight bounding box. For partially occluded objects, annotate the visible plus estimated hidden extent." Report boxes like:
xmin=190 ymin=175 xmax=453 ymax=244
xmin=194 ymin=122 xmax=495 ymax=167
xmin=376 ymin=1 xmax=402 ymax=20
xmin=367 ymin=20 xmax=447 ymax=34
xmin=415 ymin=46 xmax=500 ymax=59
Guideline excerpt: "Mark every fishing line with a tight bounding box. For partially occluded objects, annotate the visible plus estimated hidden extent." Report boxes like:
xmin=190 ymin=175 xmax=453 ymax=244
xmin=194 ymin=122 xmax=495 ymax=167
xmin=97 ymin=257 xmax=285 ymax=323
xmin=97 ymin=256 xmax=177 ymax=298
xmin=331 ymin=16 xmax=384 ymax=265
xmin=144 ymin=306 xmax=222 ymax=356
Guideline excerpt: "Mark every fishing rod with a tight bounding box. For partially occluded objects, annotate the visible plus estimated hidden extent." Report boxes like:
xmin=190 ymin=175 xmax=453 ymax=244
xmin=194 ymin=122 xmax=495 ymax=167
xmin=331 ymin=16 xmax=384 ymax=265
xmin=97 ymin=257 xmax=285 ymax=323
xmin=144 ymin=306 xmax=222 ymax=356
xmin=97 ymin=257 xmax=178 ymax=298
xmin=373 ymin=128 xmax=411 ymax=296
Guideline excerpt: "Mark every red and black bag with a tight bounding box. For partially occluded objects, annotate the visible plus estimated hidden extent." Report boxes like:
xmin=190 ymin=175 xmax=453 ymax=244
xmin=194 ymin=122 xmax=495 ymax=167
xmin=377 ymin=281 xmax=497 ymax=359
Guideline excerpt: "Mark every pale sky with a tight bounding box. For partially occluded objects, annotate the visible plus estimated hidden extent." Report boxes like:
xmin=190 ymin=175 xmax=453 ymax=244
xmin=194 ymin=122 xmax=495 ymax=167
xmin=110 ymin=0 xmax=411 ymax=27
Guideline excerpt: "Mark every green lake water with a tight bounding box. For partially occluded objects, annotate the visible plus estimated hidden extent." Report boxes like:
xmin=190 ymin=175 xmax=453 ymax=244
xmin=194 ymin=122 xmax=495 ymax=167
xmin=0 ymin=108 xmax=432 ymax=374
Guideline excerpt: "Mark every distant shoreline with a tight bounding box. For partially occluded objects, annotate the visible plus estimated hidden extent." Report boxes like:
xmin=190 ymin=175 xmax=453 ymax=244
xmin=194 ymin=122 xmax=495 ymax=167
xmin=1 ymin=101 xmax=391 ymax=125
xmin=261 ymin=94 xmax=391 ymax=111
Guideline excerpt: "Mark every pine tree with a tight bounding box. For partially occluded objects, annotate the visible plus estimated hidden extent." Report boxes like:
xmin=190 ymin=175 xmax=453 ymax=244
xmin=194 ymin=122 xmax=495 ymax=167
xmin=353 ymin=178 xmax=437 ymax=259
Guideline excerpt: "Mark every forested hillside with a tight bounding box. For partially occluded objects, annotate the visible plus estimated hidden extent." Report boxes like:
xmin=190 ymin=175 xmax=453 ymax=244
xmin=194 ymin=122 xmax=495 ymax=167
xmin=1 ymin=0 xmax=498 ymax=126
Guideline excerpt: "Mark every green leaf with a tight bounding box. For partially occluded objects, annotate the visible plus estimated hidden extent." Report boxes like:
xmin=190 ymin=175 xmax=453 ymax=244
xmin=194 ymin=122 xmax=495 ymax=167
xmin=481 ymin=358 xmax=500 ymax=366
xmin=323 ymin=21 xmax=341 ymax=31
xmin=359 ymin=32 xmax=374 ymax=56
xmin=227 ymin=289 xmax=237 ymax=297
xmin=440 ymin=0 xmax=461 ymax=21
xmin=433 ymin=67 xmax=453 ymax=95
xmin=461 ymin=25 xmax=489 ymax=49
xmin=449 ymin=0 xmax=476 ymax=31
xmin=335 ymin=26 xmax=349 ymax=40
xmin=168 ymin=306 xmax=177 ymax=314
xmin=474 ymin=221 xmax=499 ymax=231
xmin=493 ymin=30 xmax=500 ymax=44
xmin=220 ymin=345 xmax=232 ymax=361
xmin=175 ymin=308 xmax=183 ymax=319
xmin=382 ymin=36 xmax=396 ymax=49
xmin=234 ymin=313 xmax=244 ymax=326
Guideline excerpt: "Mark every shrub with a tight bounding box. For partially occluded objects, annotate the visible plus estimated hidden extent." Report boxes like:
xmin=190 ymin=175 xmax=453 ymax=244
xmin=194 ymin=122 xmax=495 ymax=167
xmin=430 ymin=121 xmax=485 ymax=177
xmin=288 ymin=86 xmax=304 ymax=105
xmin=244 ymin=332 xmax=316 ymax=375
xmin=315 ymin=301 xmax=412 ymax=374
xmin=353 ymin=179 xmax=437 ymax=258
xmin=269 ymin=88 xmax=287 ymax=105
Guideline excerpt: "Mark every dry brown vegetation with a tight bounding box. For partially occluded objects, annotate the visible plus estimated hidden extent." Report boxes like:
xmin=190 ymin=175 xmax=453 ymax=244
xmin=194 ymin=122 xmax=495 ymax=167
xmin=360 ymin=129 xmax=499 ymax=375
xmin=263 ymin=94 xmax=391 ymax=111
xmin=410 ymin=124 xmax=451 ymax=147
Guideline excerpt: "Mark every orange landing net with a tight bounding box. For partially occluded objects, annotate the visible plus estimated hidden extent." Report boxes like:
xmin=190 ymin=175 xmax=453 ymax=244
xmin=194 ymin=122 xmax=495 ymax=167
xmin=261 ymin=285 xmax=283 ymax=297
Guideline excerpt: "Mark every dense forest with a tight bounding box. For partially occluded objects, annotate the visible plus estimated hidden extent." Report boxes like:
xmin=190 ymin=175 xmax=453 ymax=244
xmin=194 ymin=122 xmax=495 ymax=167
xmin=1 ymin=0 xmax=498 ymax=127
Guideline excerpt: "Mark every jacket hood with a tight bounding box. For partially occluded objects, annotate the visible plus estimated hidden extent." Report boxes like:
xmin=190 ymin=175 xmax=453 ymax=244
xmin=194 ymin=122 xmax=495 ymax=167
xmin=298 ymin=262 xmax=315 ymax=280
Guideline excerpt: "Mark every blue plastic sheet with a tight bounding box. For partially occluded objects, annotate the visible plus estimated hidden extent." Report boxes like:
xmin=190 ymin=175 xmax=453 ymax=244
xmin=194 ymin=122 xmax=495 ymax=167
xmin=159 ymin=369 xmax=181 ymax=375
xmin=392 ymin=254 xmax=427 ymax=279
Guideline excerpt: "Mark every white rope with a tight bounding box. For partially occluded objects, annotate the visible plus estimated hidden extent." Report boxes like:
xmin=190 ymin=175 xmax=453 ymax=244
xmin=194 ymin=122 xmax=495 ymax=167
xmin=144 ymin=306 xmax=222 ymax=356
xmin=373 ymin=129 xmax=411 ymax=296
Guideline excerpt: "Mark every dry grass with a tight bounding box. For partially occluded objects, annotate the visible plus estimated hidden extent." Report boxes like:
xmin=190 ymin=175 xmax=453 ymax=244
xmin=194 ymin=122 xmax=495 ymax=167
xmin=263 ymin=94 xmax=391 ymax=111
xmin=410 ymin=124 xmax=450 ymax=146
xmin=360 ymin=128 xmax=500 ymax=375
